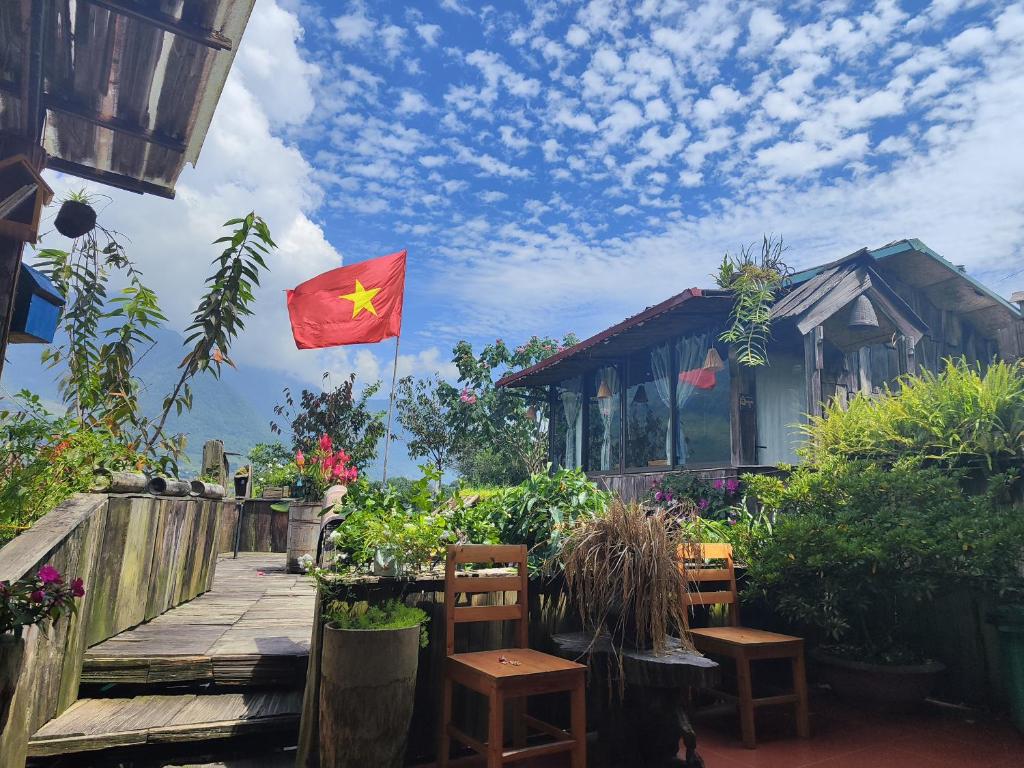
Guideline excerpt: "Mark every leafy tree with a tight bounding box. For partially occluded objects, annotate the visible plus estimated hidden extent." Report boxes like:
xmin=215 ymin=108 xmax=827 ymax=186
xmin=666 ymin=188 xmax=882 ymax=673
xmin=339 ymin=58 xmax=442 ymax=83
xmin=272 ymin=373 xmax=386 ymax=472
xmin=451 ymin=333 xmax=578 ymax=484
xmin=246 ymin=441 xmax=295 ymax=495
xmin=394 ymin=375 xmax=472 ymax=479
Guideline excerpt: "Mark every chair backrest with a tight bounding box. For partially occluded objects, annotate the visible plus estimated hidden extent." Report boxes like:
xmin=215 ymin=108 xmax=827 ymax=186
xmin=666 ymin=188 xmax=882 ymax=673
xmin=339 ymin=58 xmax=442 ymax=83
xmin=680 ymin=542 xmax=740 ymax=627
xmin=444 ymin=544 xmax=530 ymax=656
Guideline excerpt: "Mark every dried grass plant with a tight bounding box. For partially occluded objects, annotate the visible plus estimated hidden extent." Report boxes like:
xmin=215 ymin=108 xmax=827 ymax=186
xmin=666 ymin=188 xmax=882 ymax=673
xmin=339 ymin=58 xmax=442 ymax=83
xmin=561 ymin=499 xmax=698 ymax=655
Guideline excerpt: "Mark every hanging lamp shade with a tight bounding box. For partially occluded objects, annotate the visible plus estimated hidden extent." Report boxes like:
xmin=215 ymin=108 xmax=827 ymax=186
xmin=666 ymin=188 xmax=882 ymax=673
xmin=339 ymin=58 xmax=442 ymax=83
xmin=526 ymin=405 xmax=537 ymax=420
xmin=596 ymin=381 xmax=613 ymax=399
xmin=703 ymin=347 xmax=725 ymax=371
xmin=848 ymin=295 xmax=879 ymax=329
xmin=633 ymin=384 xmax=648 ymax=404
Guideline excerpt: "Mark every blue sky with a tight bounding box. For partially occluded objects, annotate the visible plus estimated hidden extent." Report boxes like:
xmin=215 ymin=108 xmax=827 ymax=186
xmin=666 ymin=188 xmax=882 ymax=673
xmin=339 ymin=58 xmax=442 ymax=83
xmin=25 ymin=0 xmax=1024 ymax=392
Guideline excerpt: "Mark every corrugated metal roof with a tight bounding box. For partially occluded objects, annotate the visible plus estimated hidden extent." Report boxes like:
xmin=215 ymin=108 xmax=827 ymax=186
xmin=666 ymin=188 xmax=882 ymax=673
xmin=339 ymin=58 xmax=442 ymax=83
xmin=0 ymin=0 xmax=255 ymax=198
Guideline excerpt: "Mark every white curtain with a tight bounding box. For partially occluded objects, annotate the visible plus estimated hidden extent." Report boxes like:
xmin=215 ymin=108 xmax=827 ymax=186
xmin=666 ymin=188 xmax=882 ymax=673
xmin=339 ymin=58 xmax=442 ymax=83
xmin=560 ymin=378 xmax=582 ymax=469
xmin=755 ymin=354 xmax=807 ymax=465
xmin=595 ymin=366 xmax=619 ymax=471
xmin=650 ymin=344 xmax=673 ymax=462
xmin=675 ymin=332 xmax=710 ymax=465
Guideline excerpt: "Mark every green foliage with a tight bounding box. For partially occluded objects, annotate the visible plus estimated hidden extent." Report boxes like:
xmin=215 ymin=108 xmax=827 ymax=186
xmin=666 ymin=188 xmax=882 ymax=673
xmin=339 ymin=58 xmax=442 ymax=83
xmin=0 ymin=392 xmax=144 ymax=544
xmin=715 ymin=235 xmax=791 ymax=367
xmin=742 ymin=459 xmax=1024 ymax=663
xmin=327 ymin=466 xmax=499 ymax=572
xmin=394 ymin=375 xmax=472 ymax=478
xmin=476 ymin=467 xmax=610 ymax=573
xmin=272 ymin=373 xmax=385 ymax=472
xmin=648 ymin=474 xmax=741 ymax=520
xmin=801 ymin=359 xmax=1024 ymax=474
xmin=451 ymin=333 xmax=579 ymax=484
xmin=321 ymin=599 xmax=429 ymax=647
xmin=247 ymin=442 xmax=295 ymax=495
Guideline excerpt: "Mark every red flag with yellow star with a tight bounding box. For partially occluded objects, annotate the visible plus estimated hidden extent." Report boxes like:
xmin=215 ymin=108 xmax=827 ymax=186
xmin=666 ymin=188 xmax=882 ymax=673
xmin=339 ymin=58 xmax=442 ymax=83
xmin=285 ymin=250 xmax=406 ymax=349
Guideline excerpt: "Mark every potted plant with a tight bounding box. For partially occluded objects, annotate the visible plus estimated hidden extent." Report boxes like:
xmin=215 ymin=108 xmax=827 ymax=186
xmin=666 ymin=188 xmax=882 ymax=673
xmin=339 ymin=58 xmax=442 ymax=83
xmin=284 ymin=436 xmax=357 ymax=573
xmin=317 ymin=598 xmax=428 ymax=768
xmin=1 ymin=565 xmax=85 ymax=732
xmin=53 ymin=190 xmax=98 ymax=239
xmin=561 ymin=499 xmax=693 ymax=653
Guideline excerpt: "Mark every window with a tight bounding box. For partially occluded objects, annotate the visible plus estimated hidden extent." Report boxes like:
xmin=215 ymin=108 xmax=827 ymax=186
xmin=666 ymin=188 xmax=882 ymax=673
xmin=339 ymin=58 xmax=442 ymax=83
xmin=676 ymin=332 xmax=731 ymax=465
xmin=587 ymin=365 xmax=620 ymax=472
xmin=626 ymin=346 xmax=671 ymax=468
xmin=552 ymin=377 xmax=583 ymax=469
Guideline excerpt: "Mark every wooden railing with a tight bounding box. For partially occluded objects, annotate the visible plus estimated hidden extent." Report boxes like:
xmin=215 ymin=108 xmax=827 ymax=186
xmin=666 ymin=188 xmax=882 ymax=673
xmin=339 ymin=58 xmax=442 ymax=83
xmin=0 ymin=492 xmax=227 ymax=767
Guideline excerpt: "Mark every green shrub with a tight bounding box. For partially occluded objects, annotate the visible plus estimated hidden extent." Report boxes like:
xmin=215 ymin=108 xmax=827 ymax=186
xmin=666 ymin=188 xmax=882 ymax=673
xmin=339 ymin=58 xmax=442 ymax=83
xmin=801 ymin=359 xmax=1024 ymax=474
xmin=247 ymin=442 xmax=295 ymax=495
xmin=742 ymin=459 xmax=1024 ymax=662
xmin=322 ymin=599 xmax=428 ymax=647
xmin=476 ymin=467 xmax=610 ymax=573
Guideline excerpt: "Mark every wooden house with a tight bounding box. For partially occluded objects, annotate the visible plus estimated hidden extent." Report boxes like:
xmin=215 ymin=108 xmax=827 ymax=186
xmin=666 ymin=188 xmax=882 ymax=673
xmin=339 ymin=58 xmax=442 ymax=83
xmin=497 ymin=239 xmax=1024 ymax=500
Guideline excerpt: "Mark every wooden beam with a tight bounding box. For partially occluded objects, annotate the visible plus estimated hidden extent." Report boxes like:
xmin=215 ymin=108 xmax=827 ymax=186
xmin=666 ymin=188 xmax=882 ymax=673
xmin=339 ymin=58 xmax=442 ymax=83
xmin=80 ymin=0 xmax=233 ymax=51
xmin=44 ymin=93 xmax=187 ymax=153
xmin=804 ymin=326 xmax=824 ymax=419
xmin=44 ymin=156 xmax=175 ymax=199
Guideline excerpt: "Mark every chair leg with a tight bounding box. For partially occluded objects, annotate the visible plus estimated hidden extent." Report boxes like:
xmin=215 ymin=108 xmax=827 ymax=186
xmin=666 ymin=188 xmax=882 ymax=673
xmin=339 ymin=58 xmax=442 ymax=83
xmin=509 ymin=696 xmax=526 ymax=748
xmin=438 ymin=676 xmax=453 ymax=768
xmin=571 ymin=678 xmax=587 ymax=768
xmin=792 ymin=652 xmax=811 ymax=739
xmin=487 ymin=690 xmax=505 ymax=768
xmin=735 ymin=655 xmax=757 ymax=749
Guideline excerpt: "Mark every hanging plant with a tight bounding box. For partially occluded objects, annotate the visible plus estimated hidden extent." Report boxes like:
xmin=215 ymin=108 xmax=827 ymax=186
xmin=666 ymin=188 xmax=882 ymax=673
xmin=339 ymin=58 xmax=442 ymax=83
xmin=715 ymin=234 xmax=792 ymax=367
xmin=54 ymin=189 xmax=98 ymax=239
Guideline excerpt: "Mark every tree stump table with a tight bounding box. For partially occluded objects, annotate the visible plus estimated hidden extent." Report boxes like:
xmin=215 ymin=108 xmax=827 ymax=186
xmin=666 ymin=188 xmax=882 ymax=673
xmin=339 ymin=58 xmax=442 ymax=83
xmin=553 ymin=631 xmax=720 ymax=768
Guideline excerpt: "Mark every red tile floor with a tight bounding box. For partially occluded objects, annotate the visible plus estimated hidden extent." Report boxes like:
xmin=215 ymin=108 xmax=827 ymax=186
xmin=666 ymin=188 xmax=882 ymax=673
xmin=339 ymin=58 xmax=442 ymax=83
xmin=695 ymin=693 xmax=1023 ymax=768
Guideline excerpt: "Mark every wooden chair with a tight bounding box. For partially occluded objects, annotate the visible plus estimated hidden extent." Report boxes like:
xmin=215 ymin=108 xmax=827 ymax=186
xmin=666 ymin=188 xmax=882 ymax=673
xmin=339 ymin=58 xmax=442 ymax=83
xmin=439 ymin=544 xmax=587 ymax=768
xmin=681 ymin=543 xmax=810 ymax=749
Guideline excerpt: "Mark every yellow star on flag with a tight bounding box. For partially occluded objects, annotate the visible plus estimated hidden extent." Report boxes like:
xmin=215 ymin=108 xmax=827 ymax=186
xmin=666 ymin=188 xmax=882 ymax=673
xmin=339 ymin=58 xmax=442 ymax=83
xmin=340 ymin=280 xmax=380 ymax=318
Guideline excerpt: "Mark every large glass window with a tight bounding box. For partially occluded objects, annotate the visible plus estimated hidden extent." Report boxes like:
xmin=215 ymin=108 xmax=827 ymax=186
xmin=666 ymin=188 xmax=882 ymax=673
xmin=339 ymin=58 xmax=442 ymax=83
xmin=587 ymin=365 xmax=620 ymax=472
xmin=676 ymin=332 xmax=732 ymax=465
xmin=552 ymin=377 xmax=583 ymax=469
xmin=626 ymin=346 xmax=671 ymax=468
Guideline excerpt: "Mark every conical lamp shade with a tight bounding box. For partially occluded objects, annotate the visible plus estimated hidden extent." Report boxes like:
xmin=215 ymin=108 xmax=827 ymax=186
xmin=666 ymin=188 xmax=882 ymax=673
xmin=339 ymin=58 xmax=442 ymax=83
xmin=596 ymin=381 xmax=612 ymax=399
xmin=703 ymin=347 xmax=725 ymax=371
xmin=848 ymin=295 xmax=879 ymax=329
xmin=633 ymin=384 xmax=648 ymax=404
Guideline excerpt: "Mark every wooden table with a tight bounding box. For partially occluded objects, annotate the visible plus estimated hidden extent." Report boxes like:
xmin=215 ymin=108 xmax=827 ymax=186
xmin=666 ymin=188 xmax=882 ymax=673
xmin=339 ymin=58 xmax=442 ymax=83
xmin=553 ymin=632 xmax=720 ymax=768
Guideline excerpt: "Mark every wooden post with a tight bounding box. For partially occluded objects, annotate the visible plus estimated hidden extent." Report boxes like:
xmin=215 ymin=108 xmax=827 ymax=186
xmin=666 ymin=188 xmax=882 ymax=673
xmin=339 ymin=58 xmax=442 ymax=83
xmin=804 ymin=326 xmax=824 ymax=419
xmin=200 ymin=440 xmax=228 ymax=487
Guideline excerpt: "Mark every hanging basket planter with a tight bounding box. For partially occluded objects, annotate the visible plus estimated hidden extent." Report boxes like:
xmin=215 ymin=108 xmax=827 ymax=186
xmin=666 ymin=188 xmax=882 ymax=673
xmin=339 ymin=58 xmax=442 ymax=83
xmin=54 ymin=199 xmax=97 ymax=239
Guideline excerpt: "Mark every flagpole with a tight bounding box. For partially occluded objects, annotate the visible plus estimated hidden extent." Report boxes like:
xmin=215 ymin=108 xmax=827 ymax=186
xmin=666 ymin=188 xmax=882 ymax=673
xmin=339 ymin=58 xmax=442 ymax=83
xmin=381 ymin=333 xmax=400 ymax=483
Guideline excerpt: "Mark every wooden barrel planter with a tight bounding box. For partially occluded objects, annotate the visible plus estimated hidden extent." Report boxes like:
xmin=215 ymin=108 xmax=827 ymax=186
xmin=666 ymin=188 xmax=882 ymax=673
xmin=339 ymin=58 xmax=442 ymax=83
xmin=319 ymin=623 xmax=420 ymax=768
xmin=287 ymin=502 xmax=322 ymax=573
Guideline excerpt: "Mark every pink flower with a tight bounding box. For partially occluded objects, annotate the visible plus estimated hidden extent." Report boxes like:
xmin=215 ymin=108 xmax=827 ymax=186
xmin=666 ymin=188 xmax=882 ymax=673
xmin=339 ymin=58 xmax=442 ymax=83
xmin=71 ymin=578 xmax=85 ymax=598
xmin=460 ymin=388 xmax=477 ymax=405
xmin=319 ymin=434 xmax=333 ymax=453
xmin=38 ymin=565 xmax=61 ymax=584
xmin=726 ymin=478 xmax=740 ymax=494
xmin=30 ymin=590 xmax=45 ymax=603
xmin=713 ymin=479 xmax=724 ymax=490
xmin=295 ymin=450 xmax=305 ymax=468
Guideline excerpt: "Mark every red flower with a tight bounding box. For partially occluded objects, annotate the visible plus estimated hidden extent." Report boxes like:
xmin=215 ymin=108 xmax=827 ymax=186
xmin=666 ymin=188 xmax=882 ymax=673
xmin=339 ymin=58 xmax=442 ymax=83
xmin=38 ymin=565 xmax=61 ymax=584
xmin=295 ymin=450 xmax=305 ymax=468
xmin=319 ymin=434 xmax=333 ymax=453
xmin=71 ymin=578 xmax=85 ymax=598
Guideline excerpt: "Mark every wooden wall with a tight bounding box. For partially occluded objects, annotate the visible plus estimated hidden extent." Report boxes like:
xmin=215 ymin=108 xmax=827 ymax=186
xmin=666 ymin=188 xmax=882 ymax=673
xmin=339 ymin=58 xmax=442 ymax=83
xmin=592 ymin=467 xmax=738 ymax=504
xmin=215 ymin=499 xmax=289 ymax=554
xmin=0 ymin=493 xmax=226 ymax=768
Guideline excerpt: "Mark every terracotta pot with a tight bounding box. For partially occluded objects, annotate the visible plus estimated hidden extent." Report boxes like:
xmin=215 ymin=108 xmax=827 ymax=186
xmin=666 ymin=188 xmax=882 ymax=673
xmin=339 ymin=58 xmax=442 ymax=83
xmin=0 ymin=632 xmax=25 ymax=735
xmin=318 ymin=623 xmax=420 ymax=768
xmin=54 ymin=199 xmax=97 ymax=238
xmin=812 ymin=648 xmax=945 ymax=709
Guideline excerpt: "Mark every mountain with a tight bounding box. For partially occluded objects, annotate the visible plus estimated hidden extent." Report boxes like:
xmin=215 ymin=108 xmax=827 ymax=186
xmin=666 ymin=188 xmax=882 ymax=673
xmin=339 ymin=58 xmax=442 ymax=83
xmin=1 ymin=330 xmax=420 ymax=479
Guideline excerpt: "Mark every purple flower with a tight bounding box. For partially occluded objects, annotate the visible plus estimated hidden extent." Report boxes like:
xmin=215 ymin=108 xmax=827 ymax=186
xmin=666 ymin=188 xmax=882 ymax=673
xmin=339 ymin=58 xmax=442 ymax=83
xmin=726 ymin=478 xmax=740 ymax=494
xmin=713 ymin=479 xmax=724 ymax=490
xmin=655 ymin=491 xmax=665 ymax=502
xmin=697 ymin=498 xmax=710 ymax=510
xmin=665 ymin=492 xmax=674 ymax=502
xmin=29 ymin=590 xmax=45 ymax=604
xmin=71 ymin=578 xmax=85 ymax=598
xmin=38 ymin=565 xmax=61 ymax=584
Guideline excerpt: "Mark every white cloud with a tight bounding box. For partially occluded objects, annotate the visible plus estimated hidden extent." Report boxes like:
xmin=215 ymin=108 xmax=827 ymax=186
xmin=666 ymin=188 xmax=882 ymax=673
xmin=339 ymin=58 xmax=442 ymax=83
xmin=740 ymin=8 xmax=786 ymax=57
xmin=333 ymin=7 xmax=376 ymax=44
xmin=415 ymin=23 xmax=442 ymax=46
xmin=396 ymin=90 xmax=431 ymax=115
xmin=566 ymin=24 xmax=590 ymax=47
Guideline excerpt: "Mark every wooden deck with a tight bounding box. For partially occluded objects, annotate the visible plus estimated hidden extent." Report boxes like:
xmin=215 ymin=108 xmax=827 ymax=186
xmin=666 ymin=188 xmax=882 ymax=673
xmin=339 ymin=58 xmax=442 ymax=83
xmin=82 ymin=553 xmax=315 ymax=687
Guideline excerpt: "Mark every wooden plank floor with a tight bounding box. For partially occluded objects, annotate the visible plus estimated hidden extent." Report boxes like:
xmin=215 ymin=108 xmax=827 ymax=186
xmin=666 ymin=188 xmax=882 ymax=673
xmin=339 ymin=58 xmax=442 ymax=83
xmin=82 ymin=554 xmax=315 ymax=686
xmin=27 ymin=691 xmax=302 ymax=757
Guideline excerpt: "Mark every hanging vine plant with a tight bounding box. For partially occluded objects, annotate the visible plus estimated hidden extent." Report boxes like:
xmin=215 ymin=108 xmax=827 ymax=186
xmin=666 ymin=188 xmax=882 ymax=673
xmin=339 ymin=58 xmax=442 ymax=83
xmin=715 ymin=235 xmax=792 ymax=367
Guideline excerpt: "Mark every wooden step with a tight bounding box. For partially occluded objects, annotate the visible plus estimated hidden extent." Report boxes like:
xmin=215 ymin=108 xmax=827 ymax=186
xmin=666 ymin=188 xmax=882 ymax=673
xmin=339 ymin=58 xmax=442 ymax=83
xmin=27 ymin=691 xmax=302 ymax=757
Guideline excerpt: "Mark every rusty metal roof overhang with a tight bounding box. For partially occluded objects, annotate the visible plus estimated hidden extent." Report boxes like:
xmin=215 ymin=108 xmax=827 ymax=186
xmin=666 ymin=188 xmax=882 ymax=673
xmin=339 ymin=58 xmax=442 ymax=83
xmin=497 ymin=288 xmax=733 ymax=389
xmin=0 ymin=0 xmax=255 ymax=199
